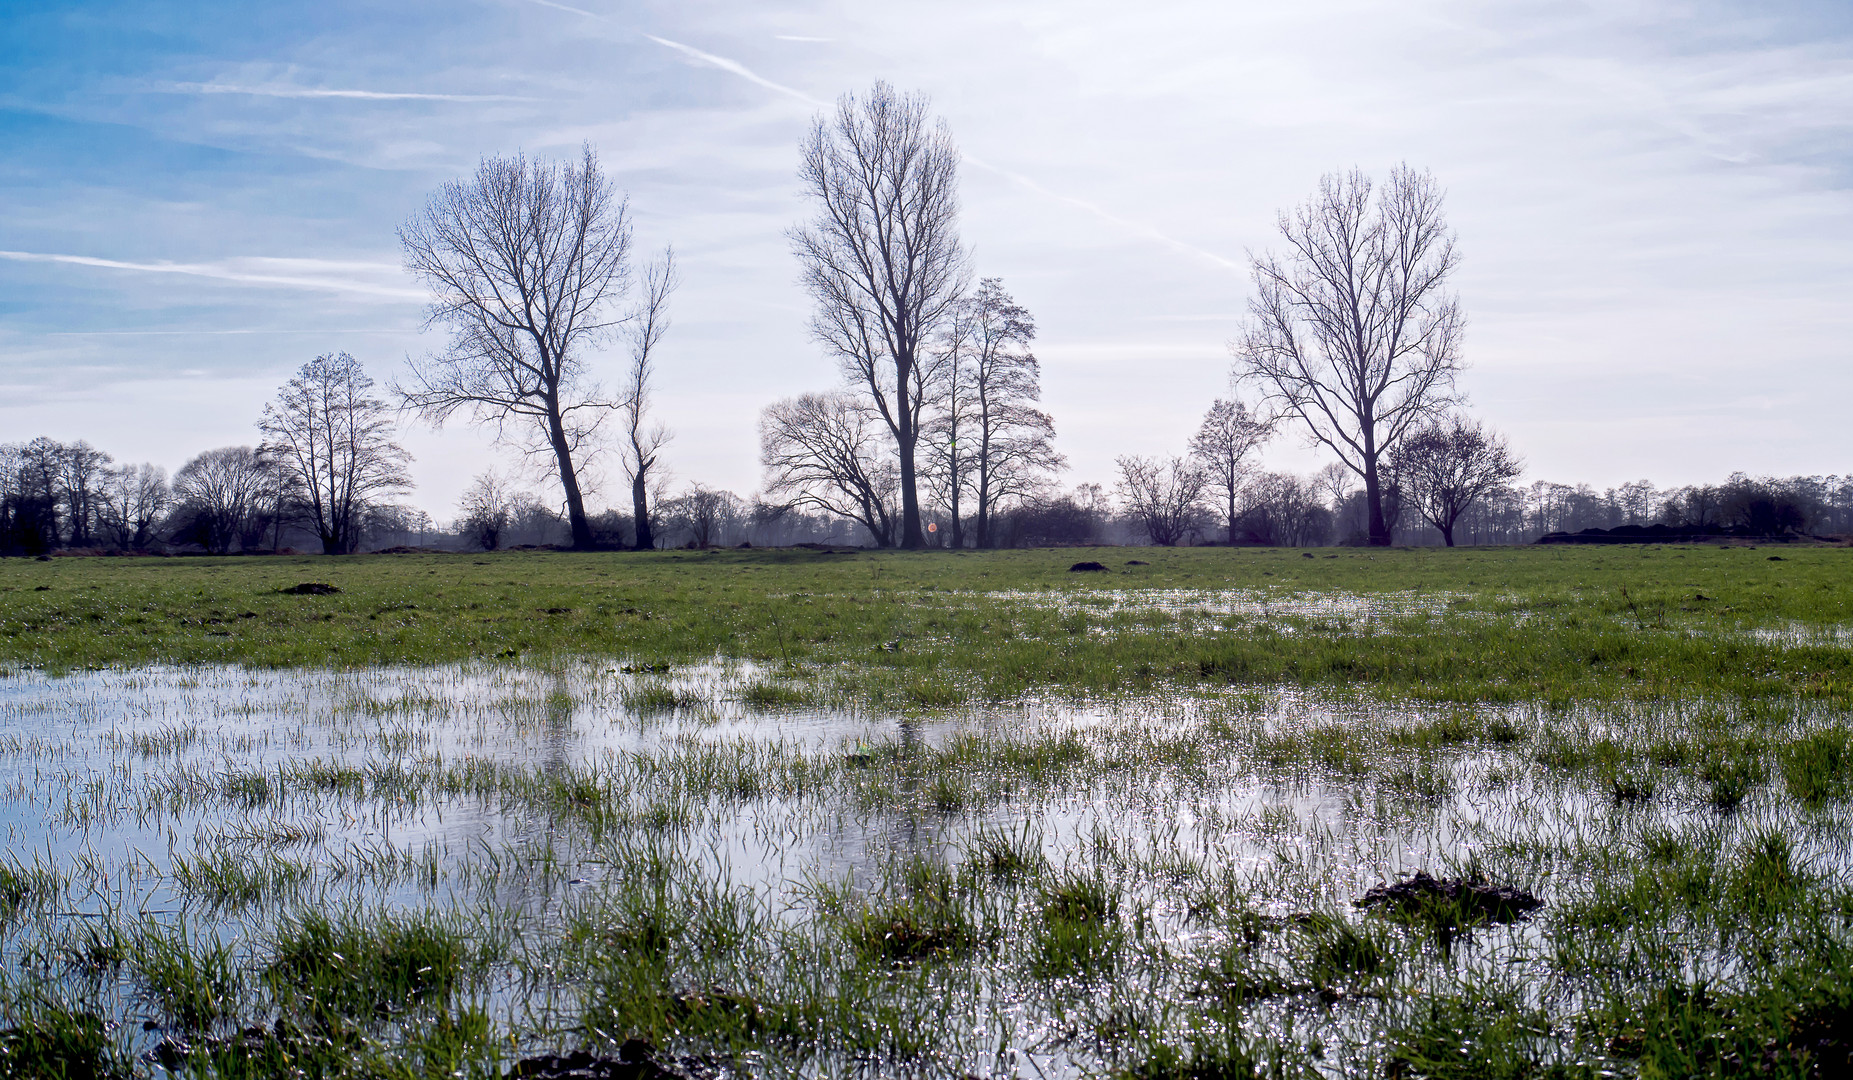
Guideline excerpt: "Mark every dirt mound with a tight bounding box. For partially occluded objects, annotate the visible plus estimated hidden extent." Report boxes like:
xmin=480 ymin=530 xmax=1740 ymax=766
xmin=278 ymin=582 xmax=341 ymax=595
xmin=511 ymin=1040 xmax=676 ymax=1080
xmin=1354 ymin=871 xmax=1541 ymax=922
xmin=1069 ymin=561 xmax=1109 ymax=572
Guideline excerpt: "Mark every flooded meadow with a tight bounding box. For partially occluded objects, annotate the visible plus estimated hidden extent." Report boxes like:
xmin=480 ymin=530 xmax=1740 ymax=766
xmin=1 ymin=646 xmax=1849 ymax=1077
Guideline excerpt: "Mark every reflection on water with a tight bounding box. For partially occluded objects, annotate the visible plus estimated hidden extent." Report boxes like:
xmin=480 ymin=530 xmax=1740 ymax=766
xmin=0 ymin=660 xmax=1844 ymax=1075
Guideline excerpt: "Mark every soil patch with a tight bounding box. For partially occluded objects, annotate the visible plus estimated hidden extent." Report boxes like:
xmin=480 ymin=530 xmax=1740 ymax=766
xmin=1069 ymin=561 xmax=1109 ymax=572
xmin=1354 ymin=871 xmax=1542 ymax=922
xmin=279 ymin=582 xmax=341 ymax=595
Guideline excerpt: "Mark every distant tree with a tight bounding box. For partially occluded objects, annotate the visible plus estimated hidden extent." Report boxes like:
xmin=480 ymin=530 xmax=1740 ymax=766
xmin=98 ymin=464 xmax=170 ymax=550
xmin=665 ymin=484 xmax=739 ymax=548
xmin=1116 ymin=455 xmax=1207 ymax=547
xmin=1233 ymin=165 xmax=1465 ymax=546
xmin=760 ymin=392 xmax=899 ymax=547
xmin=260 ymin=353 xmax=412 ymax=556
xmin=620 ymin=249 xmax=678 ymax=552
xmin=791 ymin=81 xmax=968 ymax=550
xmin=458 ymin=471 xmax=519 ymax=551
xmin=399 ymin=146 xmax=648 ymax=550
xmin=1387 ymin=416 xmax=1523 ymax=546
xmin=14 ymin=438 xmax=66 ymax=547
xmin=932 ymin=278 xmax=1064 ymax=548
xmin=171 ymin=447 xmax=270 ymax=555
xmin=57 ymin=441 xmax=112 ymax=548
xmin=1237 ymin=472 xmax=1332 ymax=547
xmin=0 ymin=442 xmax=60 ymax=555
xmin=1189 ymin=399 xmax=1272 ymax=545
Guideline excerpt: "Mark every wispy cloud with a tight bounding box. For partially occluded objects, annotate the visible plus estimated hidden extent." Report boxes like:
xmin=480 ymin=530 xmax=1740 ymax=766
xmin=0 ymin=250 xmax=423 ymax=301
xmin=521 ymin=0 xmax=606 ymax=19
xmin=961 ymin=153 xmax=1241 ymax=271
xmin=46 ymin=328 xmax=408 ymax=336
xmin=643 ymin=34 xmax=828 ymax=107
xmin=167 ymin=83 xmax=532 ymax=102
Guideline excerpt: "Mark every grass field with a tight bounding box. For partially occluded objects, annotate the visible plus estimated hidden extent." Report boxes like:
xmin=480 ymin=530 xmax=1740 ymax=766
xmin=0 ymin=545 xmax=1849 ymax=1077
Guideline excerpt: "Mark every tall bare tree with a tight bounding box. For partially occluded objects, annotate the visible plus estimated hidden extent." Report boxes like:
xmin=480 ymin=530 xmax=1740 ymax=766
xmin=399 ymin=146 xmax=641 ymax=550
xmin=790 ymin=81 xmax=968 ymax=550
xmin=931 ymin=278 xmax=1064 ymax=548
xmin=1189 ymin=398 xmax=1272 ymax=545
xmin=1233 ymin=165 xmax=1464 ymax=546
xmin=760 ymin=392 xmax=898 ymax=547
xmin=260 ymin=353 xmax=412 ymax=555
xmin=1116 ymin=455 xmax=1208 ymax=547
xmin=58 ymin=442 xmax=112 ymax=548
xmin=171 ymin=447 xmax=269 ymax=555
xmin=1388 ymin=415 xmax=1523 ymax=546
xmin=620 ymin=249 xmax=677 ymax=551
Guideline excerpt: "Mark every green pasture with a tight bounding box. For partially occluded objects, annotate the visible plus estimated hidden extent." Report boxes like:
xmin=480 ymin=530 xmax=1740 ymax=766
xmin=2 ymin=544 xmax=1849 ymax=707
xmin=1 ymin=544 xmax=1850 ymax=1078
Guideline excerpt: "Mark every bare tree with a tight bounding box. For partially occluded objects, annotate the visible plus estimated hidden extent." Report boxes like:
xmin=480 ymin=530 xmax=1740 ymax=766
xmin=171 ymin=447 xmax=269 ymax=555
xmin=1116 ymin=455 xmax=1208 ymax=547
xmin=931 ymin=278 xmax=1064 ymax=548
xmin=620 ymin=249 xmax=678 ymax=551
xmin=1388 ymin=415 xmax=1523 ymax=546
xmin=58 ymin=442 xmax=112 ymax=548
xmin=1189 ymin=398 xmax=1272 ymax=545
xmin=458 ymin=471 xmax=519 ymax=551
xmin=260 ymin=352 xmax=412 ymax=555
xmin=98 ymin=464 xmax=170 ymax=550
xmin=760 ymin=392 xmax=898 ymax=547
xmin=399 ymin=146 xmax=642 ymax=550
xmin=790 ymin=81 xmax=968 ymax=550
xmin=666 ymin=484 xmax=739 ymax=548
xmin=1233 ymin=165 xmax=1465 ymax=546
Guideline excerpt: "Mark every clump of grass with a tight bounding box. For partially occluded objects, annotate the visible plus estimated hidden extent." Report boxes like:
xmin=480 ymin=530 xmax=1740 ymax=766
xmin=129 ymin=921 xmax=241 ymax=1032
xmin=967 ymin=823 xmax=1046 ymax=881
xmin=0 ymin=996 xmax=129 ymax=1080
xmin=845 ymin=858 xmax=983 ymax=966
xmin=1782 ymin=727 xmax=1853 ymax=807
xmin=170 ymin=849 xmax=311 ymax=909
xmin=1697 ymin=744 xmax=1765 ymax=811
xmin=1033 ymin=872 xmax=1122 ymax=978
xmin=1299 ymin=914 xmax=1391 ymax=992
xmin=619 ymin=680 xmax=705 ymax=714
xmin=265 ymin=909 xmax=471 ymax=1021
xmin=740 ymin=679 xmax=808 ymax=709
xmin=1383 ymin=993 xmax=1566 ymax=1079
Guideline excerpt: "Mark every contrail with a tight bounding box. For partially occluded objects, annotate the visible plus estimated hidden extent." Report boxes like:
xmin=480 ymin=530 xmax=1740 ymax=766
xmin=643 ymin=34 xmax=828 ymax=107
xmin=523 ymin=0 xmax=605 ymax=19
xmin=0 ymin=250 xmax=424 ymax=301
xmin=47 ymin=328 xmax=408 ymax=336
xmin=171 ymin=83 xmax=531 ymax=102
xmin=518 ymin=1 xmax=1238 ymax=272
xmin=961 ymin=154 xmax=1241 ymax=271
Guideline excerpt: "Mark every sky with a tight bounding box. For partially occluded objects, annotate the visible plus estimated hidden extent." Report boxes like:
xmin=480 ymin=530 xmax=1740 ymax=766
xmin=2 ymin=0 xmax=1850 ymax=520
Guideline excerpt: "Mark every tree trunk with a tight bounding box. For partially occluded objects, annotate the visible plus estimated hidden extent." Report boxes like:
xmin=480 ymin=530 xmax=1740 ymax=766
xmin=948 ymin=449 xmax=963 ymax=549
xmin=631 ymin=470 xmax=653 ymax=551
xmin=1227 ymin=488 xmax=1238 ymax=546
xmin=551 ymin=423 xmax=595 ymax=550
xmin=896 ymin=384 xmax=923 ymax=549
xmin=1364 ymin=456 xmax=1390 ymax=547
xmin=1440 ymin=522 xmax=1455 ymax=547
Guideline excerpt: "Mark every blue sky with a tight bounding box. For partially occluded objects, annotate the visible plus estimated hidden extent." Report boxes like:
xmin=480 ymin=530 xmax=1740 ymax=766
xmin=3 ymin=0 xmax=1850 ymax=517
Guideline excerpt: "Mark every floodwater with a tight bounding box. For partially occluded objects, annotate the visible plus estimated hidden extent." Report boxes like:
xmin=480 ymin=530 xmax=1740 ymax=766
xmin=0 ymin=660 xmax=1845 ymax=1075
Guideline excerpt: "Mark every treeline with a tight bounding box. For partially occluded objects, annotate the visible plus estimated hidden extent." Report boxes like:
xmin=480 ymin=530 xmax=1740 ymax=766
xmin=9 ymin=85 xmax=1847 ymax=557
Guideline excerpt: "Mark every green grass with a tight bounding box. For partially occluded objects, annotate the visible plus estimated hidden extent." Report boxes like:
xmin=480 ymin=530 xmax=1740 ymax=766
xmin=3 ymin=545 xmax=1852 ymax=1077
xmin=1 ymin=545 xmax=1848 ymax=708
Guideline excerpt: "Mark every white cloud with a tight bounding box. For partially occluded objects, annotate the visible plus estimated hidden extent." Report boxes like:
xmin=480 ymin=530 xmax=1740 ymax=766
xmin=0 ymin=250 xmax=422 ymax=302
